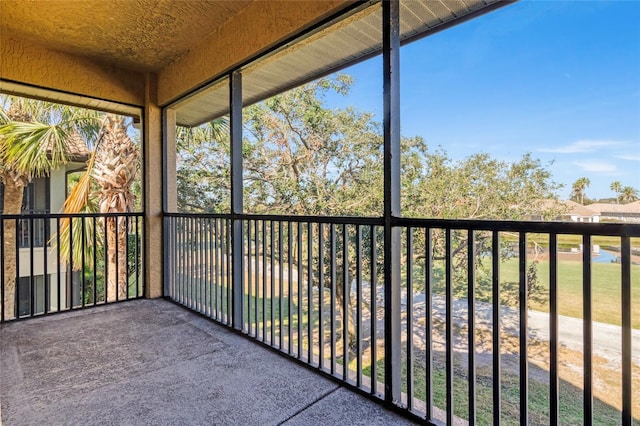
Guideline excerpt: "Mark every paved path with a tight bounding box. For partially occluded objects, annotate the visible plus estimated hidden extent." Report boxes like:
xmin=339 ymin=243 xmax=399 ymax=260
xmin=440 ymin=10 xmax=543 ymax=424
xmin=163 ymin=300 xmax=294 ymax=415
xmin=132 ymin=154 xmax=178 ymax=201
xmin=403 ymin=292 xmax=640 ymax=365
xmin=528 ymin=309 xmax=640 ymax=365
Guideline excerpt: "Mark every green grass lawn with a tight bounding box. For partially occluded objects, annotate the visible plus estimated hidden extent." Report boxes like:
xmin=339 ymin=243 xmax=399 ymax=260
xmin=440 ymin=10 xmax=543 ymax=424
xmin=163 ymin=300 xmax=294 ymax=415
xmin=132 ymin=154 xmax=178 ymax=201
xmin=362 ymin=355 xmax=626 ymax=425
xmin=499 ymin=259 xmax=640 ymax=328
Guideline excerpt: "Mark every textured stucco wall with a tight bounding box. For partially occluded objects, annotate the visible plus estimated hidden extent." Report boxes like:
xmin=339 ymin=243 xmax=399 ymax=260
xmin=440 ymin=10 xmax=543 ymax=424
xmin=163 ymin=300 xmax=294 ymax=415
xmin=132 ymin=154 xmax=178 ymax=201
xmin=143 ymin=73 xmax=163 ymax=298
xmin=1 ymin=37 xmax=145 ymax=106
xmin=158 ymin=0 xmax=354 ymax=106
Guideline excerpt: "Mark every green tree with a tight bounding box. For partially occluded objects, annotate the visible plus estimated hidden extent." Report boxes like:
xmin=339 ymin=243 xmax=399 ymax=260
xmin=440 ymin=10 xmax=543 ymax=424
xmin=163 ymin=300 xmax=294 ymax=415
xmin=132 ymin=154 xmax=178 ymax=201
xmin=242 ymin=75 xmax=384 ymax=350
xmin=176 ymin=118 xmax=230 ymax=213
xmin=242 ymin=74 xmax=383 ymax=216
xmin=571 ymin=177 xmax=590 ymax=205
xmin=610 ymin=180 xmax=622 ymax=203
xmin=402 ymin=147 xmax=563 ymax=220
xmin=176 ymin=74 xmax=564 ymax=352
xmin=620 ymin=186 xmax=639 ymax=203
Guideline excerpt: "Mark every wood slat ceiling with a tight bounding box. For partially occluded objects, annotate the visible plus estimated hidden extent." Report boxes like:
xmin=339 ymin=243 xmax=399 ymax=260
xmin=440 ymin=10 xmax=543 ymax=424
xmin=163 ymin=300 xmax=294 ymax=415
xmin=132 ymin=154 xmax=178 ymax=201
xmin=172 ymin=0 xmax=505 ymax=127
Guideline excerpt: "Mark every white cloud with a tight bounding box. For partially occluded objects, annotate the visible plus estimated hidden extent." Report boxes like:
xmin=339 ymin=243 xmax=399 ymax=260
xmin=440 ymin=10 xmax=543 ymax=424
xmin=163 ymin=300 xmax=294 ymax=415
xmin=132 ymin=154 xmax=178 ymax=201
xmin=614 ymin=154 xmax=640 ymax=161
xmin=573 ymin=161 xmax=617 ymax=173
xmin=539 ymin=140 xmax=623 ymax=153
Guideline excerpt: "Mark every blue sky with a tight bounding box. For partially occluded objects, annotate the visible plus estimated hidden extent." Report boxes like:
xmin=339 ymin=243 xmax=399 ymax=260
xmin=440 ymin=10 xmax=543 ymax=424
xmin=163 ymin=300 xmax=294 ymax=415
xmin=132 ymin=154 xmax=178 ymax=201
xmin=326 ymin=1 xmax=640 ymax=201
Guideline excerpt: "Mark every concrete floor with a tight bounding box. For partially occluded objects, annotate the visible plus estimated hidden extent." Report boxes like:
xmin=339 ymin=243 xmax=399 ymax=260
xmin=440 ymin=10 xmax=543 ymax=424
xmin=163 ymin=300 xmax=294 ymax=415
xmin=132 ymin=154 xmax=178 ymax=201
xmin=0 ymin=299 xmax=417 ymax=426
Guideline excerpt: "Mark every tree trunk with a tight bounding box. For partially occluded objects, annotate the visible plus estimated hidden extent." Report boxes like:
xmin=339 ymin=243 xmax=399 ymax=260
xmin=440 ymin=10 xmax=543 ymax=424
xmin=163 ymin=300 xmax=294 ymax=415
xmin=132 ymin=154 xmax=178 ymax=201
xmin=335 ymin=271 xmax=358 ymax=354
xmin=1 ymin=173 xmax=26 ymax=320
xmin=93 ymin=116 xmax=139 ymax=303
xmin=105 ymin=216 xmax=128 ymax=302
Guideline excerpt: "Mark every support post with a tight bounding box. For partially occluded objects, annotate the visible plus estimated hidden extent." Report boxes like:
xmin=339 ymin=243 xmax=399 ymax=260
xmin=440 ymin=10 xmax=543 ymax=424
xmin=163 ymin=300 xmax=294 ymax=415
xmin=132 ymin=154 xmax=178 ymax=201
xmin=230 ymin=71 xmax=244 ymax=330
xmin=144 ymin=72 xmax=163 ymax=299
xmin=383 ymin=0 xmax=402 ymax=404
xmin=163 ymin=108 xmax=177 ymax=213
xmin=163 ymin=108 xmax=177 ymax=297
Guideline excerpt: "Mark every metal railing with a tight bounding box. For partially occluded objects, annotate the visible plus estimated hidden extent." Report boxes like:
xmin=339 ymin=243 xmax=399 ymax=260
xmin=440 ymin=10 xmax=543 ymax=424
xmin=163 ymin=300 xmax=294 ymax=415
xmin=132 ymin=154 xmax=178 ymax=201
xmin=164 ymin=213 xmax=639 ymax=425
xmin=1 ymin=212 xmax=144 ymax=322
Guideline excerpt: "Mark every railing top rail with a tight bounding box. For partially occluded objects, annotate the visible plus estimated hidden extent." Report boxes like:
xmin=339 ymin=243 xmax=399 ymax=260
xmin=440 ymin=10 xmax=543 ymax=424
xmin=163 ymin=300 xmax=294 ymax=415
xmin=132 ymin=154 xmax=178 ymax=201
xmin=164 ymin=212 xmax=640 ymax=236
xmin=164 ymin=212 xmax=232 ymax=219
xmin=164 ymin=212 xmax=384 ymax=225
xmin=395 ymin=216 xmax=640 ymax=237
xmin=0 ymin=212 xmax=144 ymax=219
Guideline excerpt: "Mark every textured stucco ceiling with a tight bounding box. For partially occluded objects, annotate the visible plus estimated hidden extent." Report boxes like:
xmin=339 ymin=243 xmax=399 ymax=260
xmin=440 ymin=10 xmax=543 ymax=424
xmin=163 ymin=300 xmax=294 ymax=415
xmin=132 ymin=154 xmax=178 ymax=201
xmin=0 ymin=0 xmax=253 ymax=72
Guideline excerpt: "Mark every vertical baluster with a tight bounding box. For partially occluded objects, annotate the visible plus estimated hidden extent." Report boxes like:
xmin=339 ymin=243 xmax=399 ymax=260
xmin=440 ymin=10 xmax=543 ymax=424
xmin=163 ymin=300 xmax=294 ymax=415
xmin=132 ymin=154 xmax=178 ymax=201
xmin=124 ymin=215 xmax=129 ymax=300
xmin=253 ymin=220 xmax=258 ymax=336
xmin=209 ymin=218 xmax=214 ymax=318
xmin=197 ymin=217 xmax=202 ymax=312
xmin=492 ymin=230 xmax=501 ymax=425
xmin=115 ymin=216 xmax=120 ymax=303
xmin=288 ymin=221 xmax=293 ymax=353
xmin=468 ymin=229 xmax=476 ymax=424
xmin=549 ymin=233 xmax=559 ymax=426
xmin=29 ymin=216 xmax=35 ymax=316
xmin=319 ymin=223 xmax=325 ymax=370
xmin=247 ymin=220 xmax=252 ymax=334
xmin=582 ymin=234 xmax=593 ymax=426
xmin=308 ymin=222 xmax=313 ymax=365
xmin=1 ymin=217 xmax=5 ymax=322
xmin=135 ymin=216 xmax=140 ymax=297
xmin=356 ymin=224 xmax=362 ymax=388
xmin=370 ymin=225 xmax=378 ymax=396
xmin=621 ymin=236 xmax=631 ymax=426
xmin=214 ymin=218 xmax=220 ymax=319
xmin=262 ymin=220 xmax=267 ymax=341
xmin=58 ymin=217 xmax=62 ymax=311
xmin=67 ymin=217 xmax=72 ymax=309
xmin=92 ymin=217 xmax=97 ymax=305
xmin=279 ymin=221 xmax=284 ymax=350
xmin=44 ymin=216 xmax=49 ymax=313
xmin=407 ymin=227 xmax=414 ymax=409
xmin=227 ymin=218 xmax=233 ymax=325
xmin=519 ymin=232 xmax=528 ymax=425
xmin=270 ymin=220 xmax=275 ymax=345
xmin=297 ymin=221 xmax=303 ymax=358
xmin=425 ymin=227 xmax=433 ymax=420
xmin=80 ymin=217 xmax=86 ymax=308
xmin=445 ymin=229 xmax=453 ymax=424
xmin=331 ymin=223 xmax=336 ymax=376
xmin=343 ymin=223 xmax=349 ymax=381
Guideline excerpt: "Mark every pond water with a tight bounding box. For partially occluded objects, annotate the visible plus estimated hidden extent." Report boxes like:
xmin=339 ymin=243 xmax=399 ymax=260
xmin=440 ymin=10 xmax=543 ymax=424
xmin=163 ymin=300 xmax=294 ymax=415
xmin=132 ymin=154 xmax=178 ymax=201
xmin=592 ymin=250 xmax=619 ymax=263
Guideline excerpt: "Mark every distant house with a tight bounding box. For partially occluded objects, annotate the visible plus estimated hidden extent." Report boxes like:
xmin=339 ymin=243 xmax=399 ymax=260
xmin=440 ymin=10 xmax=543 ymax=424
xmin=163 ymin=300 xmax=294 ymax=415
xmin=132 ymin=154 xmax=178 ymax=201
xmin=587 ymin=201 xmax=640 ymax=223
xmin=562 ymin=200 xmax=600 ymax=223
xmin=525 ymin=199 xmax=600 ymax=222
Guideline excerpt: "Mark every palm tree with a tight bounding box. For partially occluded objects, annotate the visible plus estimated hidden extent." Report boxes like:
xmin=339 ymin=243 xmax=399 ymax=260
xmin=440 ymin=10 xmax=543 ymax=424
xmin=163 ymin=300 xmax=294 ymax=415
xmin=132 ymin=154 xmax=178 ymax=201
xmin=0 ymin=96 xmax=100 ymax=319
xmin=610 ymin=180 xmax=622 ymax=203
xmin=620 ymin=186 xmax=639 ymax=203
xmin=91 ymin=116 xmax=139 ymax=300
xmin=571 ymin=177 xmax=590 ymax=205
xmin=1 ymin=97 xmax=138 ymax=316
xmin=56 ymin=114 xmax=139 ymax=302
xmin=176 ymin=117 xmax=230 ymax=212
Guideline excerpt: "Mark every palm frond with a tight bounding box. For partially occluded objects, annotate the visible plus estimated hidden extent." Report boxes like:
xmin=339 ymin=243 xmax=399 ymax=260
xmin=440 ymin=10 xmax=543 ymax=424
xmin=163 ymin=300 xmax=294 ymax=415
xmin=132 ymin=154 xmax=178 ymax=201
xmin=56 ymin=213 xmax=98 ymax=272
xmin=0 ymin=121 xmax=70 ymax=177
xmin=53 ymin=132 xmax=102 ymax=270
xmin=0 ymin=106 xmax=9 ymax=125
